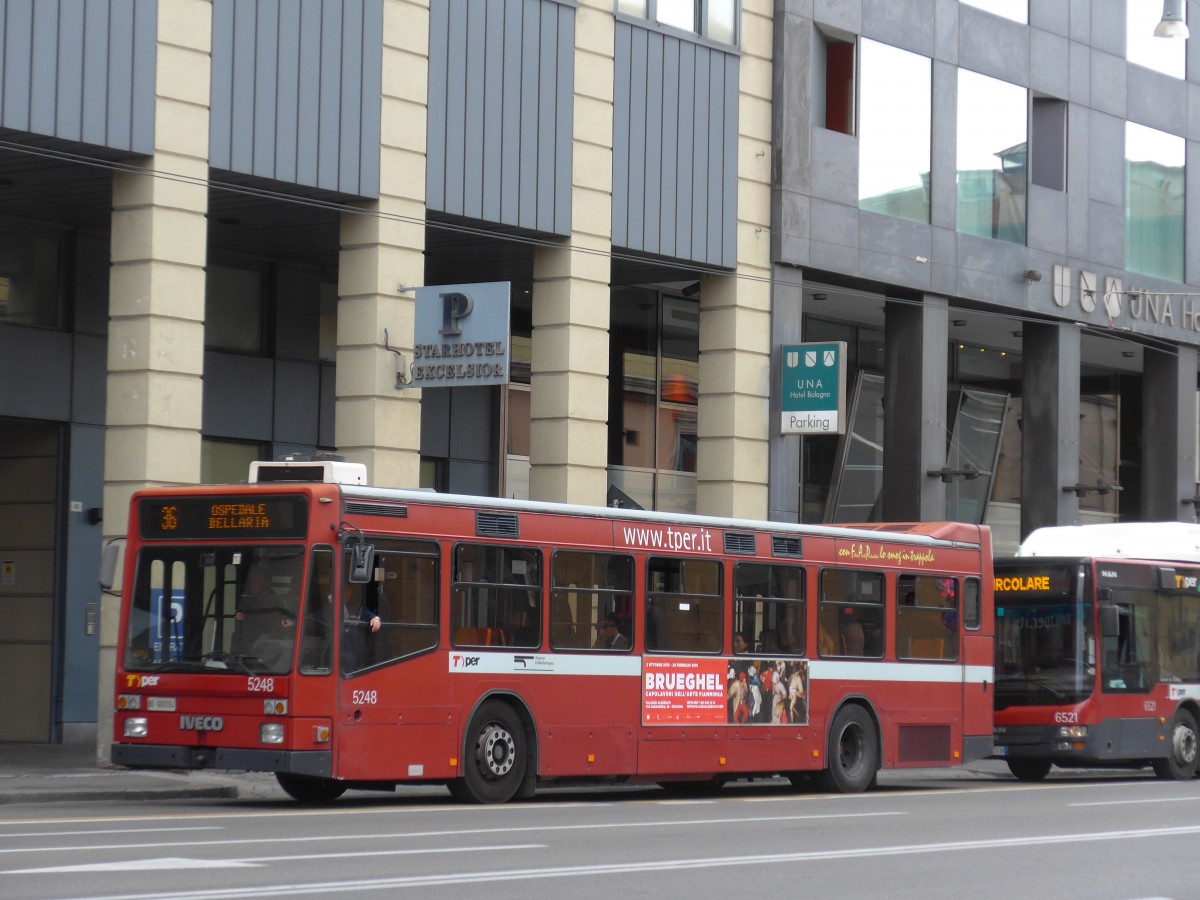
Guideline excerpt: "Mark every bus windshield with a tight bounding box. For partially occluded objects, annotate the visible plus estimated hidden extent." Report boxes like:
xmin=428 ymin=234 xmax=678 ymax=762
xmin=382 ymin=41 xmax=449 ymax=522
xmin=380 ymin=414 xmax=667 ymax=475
xmin=994 ymin=600 xmax=1094 ymax=709
xmin=123 ymin=544 xmax=308 ymax=675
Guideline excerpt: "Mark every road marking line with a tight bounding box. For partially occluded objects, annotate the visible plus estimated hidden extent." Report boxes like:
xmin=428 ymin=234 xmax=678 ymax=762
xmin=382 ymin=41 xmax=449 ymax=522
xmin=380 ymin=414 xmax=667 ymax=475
xmin=33 ymin=824 xmax=1200 ymax=899
xmin=1070 ymin=796 xmax=1200 ymax=807
xmin=4 ymin=845 xmax=543 ymax=875
xmin=0 ymin=812 xmax=902 ymax=855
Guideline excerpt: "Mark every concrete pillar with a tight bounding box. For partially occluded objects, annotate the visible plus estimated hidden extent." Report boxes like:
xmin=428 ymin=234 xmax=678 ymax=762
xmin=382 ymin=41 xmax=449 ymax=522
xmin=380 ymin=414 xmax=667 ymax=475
xmin=528 ymin=0 xmax=614 ymax=506
xmin=1142 ymin=345 xmax=1199 ymax=520
xmin=696 ymin=0 xmax=774 ymax=520
xmin=98 ymin=0 xmax=213 ymax=765
xmin=335 ymin=0 xmax=429 ymax=489
xmin=881 ymin=296 xmax=949 ymax=521
xmin=768 ymin=266 xmax=803 ymax=522
xmin=1021 ymin=322 xmax=1081 ymax=536
xmin=698 ymin=272 xmax=771 ymax=519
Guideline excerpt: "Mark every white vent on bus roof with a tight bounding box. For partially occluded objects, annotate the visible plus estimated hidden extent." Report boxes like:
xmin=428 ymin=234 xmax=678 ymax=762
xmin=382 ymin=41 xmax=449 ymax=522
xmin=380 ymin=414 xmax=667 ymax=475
xmin=1018 ymin=522 xmax=1200 ymax=562
xmin=249 ymin=460 xmax=368 ymax=485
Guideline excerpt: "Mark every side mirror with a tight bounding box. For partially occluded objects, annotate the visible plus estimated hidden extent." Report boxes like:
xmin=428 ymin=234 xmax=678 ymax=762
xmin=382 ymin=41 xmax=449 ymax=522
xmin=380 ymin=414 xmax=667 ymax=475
xmin=99 ymin=539 xmax=125 ymax=594
xmin=348 ymin=542 xmax=376 ymax=584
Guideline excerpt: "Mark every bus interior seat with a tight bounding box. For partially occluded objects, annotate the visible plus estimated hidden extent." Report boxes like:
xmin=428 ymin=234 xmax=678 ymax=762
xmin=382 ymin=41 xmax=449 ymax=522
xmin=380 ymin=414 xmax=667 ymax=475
xmin=909 ymin=637 xmax=945 ymax=659
xmin=454 ymin=626 xmax=493 ymax=646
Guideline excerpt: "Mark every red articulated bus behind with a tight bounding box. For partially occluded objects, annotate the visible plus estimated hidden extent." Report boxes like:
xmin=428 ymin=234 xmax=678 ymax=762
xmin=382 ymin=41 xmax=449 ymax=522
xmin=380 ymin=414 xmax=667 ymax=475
xmin=111 ymin=461 xmax=994 ymax=803
xmin=993 ymin=523 xmax=1200 ymax=782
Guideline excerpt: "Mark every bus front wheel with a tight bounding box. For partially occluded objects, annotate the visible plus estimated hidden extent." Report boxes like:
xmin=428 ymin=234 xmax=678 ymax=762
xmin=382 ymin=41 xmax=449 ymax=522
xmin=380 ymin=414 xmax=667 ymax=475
xmin=1152 ymin=709 xmax=1199 ymax=780
xmin=275 ymin=773 xmax=347 ymax=803
xmin=453 ymin=700 xmax=529 ymax=803
xmin=1005 ymin=758 xmax=1051 ymax=782
xmin=818 ymin=704 xmax=879 ymax=793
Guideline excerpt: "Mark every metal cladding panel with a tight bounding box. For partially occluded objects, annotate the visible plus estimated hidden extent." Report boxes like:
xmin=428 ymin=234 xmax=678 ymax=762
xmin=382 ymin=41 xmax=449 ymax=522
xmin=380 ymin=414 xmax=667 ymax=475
xmin=427 ymin=0 xmax=573 ymax=236
xmin=209 ymin=0 xmax=382 ymax=198
xmin=0 ymin=0 xmax=155 ymax=152
xmin=613 ymin=22 xmax=738 ymax=269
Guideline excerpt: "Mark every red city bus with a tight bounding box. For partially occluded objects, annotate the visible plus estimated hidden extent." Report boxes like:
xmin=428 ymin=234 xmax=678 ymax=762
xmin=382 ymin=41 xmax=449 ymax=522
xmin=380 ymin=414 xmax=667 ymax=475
xmin=993 ymin=524 xmax=1200 ymax=782
xmin=110 ymin=461 xmax=994 ymax=803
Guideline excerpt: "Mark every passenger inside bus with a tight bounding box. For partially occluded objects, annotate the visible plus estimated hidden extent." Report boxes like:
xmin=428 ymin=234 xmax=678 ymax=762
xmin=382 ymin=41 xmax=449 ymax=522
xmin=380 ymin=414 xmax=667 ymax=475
xmin=593 ymin=613 xmax=631 ymax=650
xmin=341 ymin=580 xmax=382 ymax=672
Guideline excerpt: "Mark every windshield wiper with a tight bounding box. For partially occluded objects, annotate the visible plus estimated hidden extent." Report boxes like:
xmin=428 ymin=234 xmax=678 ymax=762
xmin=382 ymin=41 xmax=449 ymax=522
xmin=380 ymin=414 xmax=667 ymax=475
xmin=200 ymin=653 xmax=259 ymax=674
xmin=995 ymin=675 xmax=1067 ymax=700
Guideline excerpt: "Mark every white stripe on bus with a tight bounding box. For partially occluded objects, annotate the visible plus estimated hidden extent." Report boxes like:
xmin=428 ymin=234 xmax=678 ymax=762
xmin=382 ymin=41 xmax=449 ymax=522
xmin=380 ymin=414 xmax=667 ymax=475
xmin=446 ymin=652 xmax=992 ymax=684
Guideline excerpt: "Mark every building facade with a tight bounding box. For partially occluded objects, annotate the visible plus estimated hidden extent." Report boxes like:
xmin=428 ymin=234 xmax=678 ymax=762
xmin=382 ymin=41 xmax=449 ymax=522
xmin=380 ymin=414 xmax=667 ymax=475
xmin=768 ymin=0 xmax=1200 ymax=555
xmin=0 ymin=0 xmax=1194 ymax=752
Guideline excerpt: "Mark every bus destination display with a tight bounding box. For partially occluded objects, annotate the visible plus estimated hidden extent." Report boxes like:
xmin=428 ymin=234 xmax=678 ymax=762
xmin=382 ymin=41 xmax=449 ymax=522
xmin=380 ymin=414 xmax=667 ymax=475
xmin=139 ymin=496 xmax=309 ymax=540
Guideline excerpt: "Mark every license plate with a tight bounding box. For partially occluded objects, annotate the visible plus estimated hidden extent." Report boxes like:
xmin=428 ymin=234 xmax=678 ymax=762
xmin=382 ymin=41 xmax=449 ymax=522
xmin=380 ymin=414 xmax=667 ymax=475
xmin=147 ymin=697 xmax=176 ymax=712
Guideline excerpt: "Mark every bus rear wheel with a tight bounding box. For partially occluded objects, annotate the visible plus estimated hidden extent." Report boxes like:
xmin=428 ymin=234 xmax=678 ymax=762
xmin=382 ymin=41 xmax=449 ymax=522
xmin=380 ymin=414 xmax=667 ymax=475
xmin=454 ymin=700 xmax=529 ymax=804
xmin=817 ymin=704 xmax=879 ymax=793
xmin=1005 ymin=758 xmax=1051 ymax=782
xmin=275 ymin=773 xmax=347 ymax=803
xmin=1152 ymin=709 xmax=1199 ymax=780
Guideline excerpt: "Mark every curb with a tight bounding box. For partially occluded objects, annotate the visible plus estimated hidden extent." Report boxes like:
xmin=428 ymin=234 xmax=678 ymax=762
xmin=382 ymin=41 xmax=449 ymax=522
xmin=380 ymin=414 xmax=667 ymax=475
xmin=0 ymin=785 xmax=239 ymax=806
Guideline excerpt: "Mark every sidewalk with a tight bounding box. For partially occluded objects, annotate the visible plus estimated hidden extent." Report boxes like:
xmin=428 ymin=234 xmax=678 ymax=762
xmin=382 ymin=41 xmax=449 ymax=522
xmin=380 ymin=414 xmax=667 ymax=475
xmin=0 ymin=742 xmax=265 ymax=806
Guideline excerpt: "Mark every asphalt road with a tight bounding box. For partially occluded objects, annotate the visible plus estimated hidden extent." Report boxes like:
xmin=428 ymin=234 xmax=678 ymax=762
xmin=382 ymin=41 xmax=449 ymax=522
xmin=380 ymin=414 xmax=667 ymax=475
xmin=1 ymin=763 xmax=1198 ymax=900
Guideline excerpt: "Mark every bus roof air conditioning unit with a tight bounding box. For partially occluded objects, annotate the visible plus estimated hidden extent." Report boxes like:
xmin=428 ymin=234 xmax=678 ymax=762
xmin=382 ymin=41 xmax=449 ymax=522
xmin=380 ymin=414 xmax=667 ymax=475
xmin=249 ymin=460 xmax=369 ymax=486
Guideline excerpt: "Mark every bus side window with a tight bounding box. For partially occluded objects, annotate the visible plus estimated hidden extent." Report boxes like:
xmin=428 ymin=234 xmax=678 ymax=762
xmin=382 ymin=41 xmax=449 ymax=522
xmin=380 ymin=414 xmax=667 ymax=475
xmin=452 ymin=545 xmax=542 ymax=650
xmin=646 ymin=557 xmax=721 ymax=653
xmin=734 ymin=562 xmax=805 ymax=656
xmin=550 ymin=551 xmax=634 ymax=651
xmin=818 ymin=569 xmax=883 ymax=658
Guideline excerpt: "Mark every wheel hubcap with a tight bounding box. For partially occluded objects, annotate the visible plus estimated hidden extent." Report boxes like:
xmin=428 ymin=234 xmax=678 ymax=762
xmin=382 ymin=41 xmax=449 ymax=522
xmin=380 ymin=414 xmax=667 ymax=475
xmin=479 ymin=724 xmax=515 ymax=779
xmin=1175 ymin=723 xmax=1198 ymax=765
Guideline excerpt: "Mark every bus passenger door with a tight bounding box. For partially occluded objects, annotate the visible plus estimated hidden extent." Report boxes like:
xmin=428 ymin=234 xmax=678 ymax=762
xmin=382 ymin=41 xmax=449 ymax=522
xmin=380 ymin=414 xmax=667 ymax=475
xmin=291 ymin=547 xmax=339 ymax=760
xmin=961 ymin=578 xmax=993 ymax=748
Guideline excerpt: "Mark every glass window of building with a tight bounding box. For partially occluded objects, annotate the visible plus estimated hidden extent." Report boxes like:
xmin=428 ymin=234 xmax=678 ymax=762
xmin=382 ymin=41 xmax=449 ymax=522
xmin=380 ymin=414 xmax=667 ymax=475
xmin=505 ymin=286 xmax=533 ymax=500
xmin=858 ymin=40 xmax=931 ymax=224
xmin=201 ymin=438 xmax=264 ymax=485
xmin=816 ymin=28 xmax=855 ymax=135
xmin=205 ymin=264 xmax=265 ymax=353
xmin=618 ymin=0 xmax=738 ymax=45
xmin=1126 ymin=122 xmax=1185 ymax=282
xmin=959 ymin=0 xmax=1027 ymax=23
xmin=0 ymin=229 xmax=64 ymax=329
xmin=1127 ymin=2 xmax=1186 ymax=78
xmin=609 ymin=287 xmax=699 ymax=512
xmin=318 ymin=282 xmax=337 ymax=363
xmin=1030 ymin=95 xmax=1068 ymax=192
xmin=957 ymin=69 xmax=1026 ymax=244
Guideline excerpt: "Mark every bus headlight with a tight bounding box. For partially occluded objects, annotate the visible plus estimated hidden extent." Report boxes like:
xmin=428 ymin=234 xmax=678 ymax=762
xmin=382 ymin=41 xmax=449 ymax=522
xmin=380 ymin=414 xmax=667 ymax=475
xmin=124 ymin=718 xmax=148 ymax=738
xmin=260 ymin=723 xmax=285 ymax=745
xmin=1055 ymin=725 xmax=1088 ymax=740
xmin=117 ymin=694 xmax=142 ymax=710
xmin=263 ymin=699 xmax=287 ymax=715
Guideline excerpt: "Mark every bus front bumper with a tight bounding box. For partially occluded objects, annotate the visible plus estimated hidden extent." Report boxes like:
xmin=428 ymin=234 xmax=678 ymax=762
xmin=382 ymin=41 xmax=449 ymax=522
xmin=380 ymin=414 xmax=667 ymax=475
xmin=111 ymin=743 xmax=332 ymax=778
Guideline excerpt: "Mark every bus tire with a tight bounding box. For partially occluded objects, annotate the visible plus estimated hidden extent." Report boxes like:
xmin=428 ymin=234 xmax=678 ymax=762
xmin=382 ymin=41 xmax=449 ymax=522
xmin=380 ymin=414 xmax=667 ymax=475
xmin=1152 ymin=709 xmax=1199 ymax=780
xmin=275 ymin=773 xmax=347 ymax=803
xmin=456 ymin=700 xmax=529 ymax=804
xmin=817 ymin=704 xmax=879 ymax=793
xmin=1005 ymin=758 xmax=1051 ymax=781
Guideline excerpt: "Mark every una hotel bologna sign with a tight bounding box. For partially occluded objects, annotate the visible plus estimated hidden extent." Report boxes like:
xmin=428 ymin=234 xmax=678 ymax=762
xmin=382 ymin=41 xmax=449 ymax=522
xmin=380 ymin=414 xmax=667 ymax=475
xmin=780 ymin=341 xmax=847 ymax=435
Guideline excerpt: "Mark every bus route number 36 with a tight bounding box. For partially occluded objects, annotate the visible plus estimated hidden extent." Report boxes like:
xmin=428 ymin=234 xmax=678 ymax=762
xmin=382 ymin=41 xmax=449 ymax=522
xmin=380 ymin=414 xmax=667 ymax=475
xmin=1054 ymin=711 xmax=1079 ymax=724
xmin=352 ymin=690 xmax=378 ymax=705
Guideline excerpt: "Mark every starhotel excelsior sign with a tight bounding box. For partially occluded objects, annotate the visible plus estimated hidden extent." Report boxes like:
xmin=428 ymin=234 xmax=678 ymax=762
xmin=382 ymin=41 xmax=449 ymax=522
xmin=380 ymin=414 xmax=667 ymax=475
xmin=412 ymin=281 xmax=512 ymax=389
